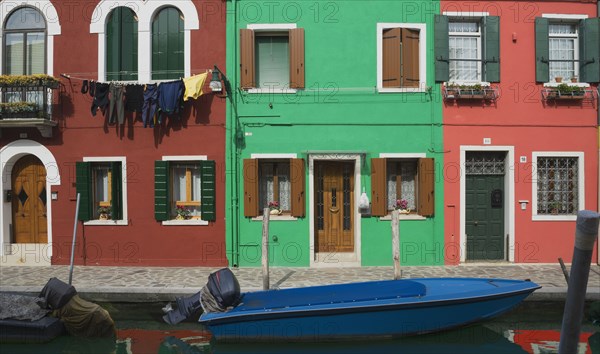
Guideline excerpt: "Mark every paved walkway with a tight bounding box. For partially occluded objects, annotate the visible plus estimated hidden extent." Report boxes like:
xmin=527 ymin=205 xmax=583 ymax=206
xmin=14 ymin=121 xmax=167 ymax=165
xmin=1 ymin=264 xmax=599 ymax=302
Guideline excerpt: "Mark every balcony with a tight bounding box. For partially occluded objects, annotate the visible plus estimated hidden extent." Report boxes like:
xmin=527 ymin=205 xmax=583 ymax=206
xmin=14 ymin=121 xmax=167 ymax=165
xmin=0 ymin=75 xmax=59 ymax=138
xmin=442 ymin=83 xmax=499 ymax=101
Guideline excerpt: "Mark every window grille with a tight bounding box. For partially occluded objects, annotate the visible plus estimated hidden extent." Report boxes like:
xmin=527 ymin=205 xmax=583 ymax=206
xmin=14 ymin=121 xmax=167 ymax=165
xmin=465 ymin=152 xmax=505 ymax=175
xmin=537 ymin=157 xmax=578 ymax=215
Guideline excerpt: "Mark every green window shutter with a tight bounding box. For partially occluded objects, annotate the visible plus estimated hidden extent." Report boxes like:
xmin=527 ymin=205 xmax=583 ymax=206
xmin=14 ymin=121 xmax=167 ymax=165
xmin=200 ymin=160 xmax=216 ymax=222
xmin=434 ymin=15 xmax=449 ymax=83
xmin=106 ymin=7 xmax=138 ymax=81
xmin=152 ymin=7 xmax=184 ymax=80
xmin=155 ymin=160 xmax=170 ymax=221
xmin=111 ymin=161 xmax=123 ymax=220
xmin=579 ymin=18 xmax=600 ymax=83
xmin=75 ymin=162 xmax=92 ymax=221
xmin=483 ymin=16 xmax=500 ymax=82
xmin=535 ymin=17 xmax=550 ymax=83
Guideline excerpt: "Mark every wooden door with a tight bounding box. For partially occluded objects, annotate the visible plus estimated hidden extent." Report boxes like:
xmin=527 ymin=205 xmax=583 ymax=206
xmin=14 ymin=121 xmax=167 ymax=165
xmin=11 ymin=155 xmax=47 ymax=244
xmin=465 ymin=175 xmax=504 ymax=261
xmin=315 ymin=161 xmax=354 ymax=253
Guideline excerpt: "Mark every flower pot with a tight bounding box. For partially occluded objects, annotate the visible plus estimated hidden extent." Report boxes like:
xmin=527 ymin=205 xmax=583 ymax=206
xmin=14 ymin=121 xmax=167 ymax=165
xmin=269 ymin=209 xmax=282 ymax=215
xmin=398 ymin=209 xmax=411 ymax=214
xmin=176 ymin=214 xmax=186 ymax=220
xmin=99 ymin=213 xmax=109 ymax=220
xmin=555 ymin=77 xmax=563 ymax=83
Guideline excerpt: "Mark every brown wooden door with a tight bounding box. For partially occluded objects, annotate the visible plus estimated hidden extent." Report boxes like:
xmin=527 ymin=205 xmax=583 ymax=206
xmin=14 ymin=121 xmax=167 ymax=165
xmin=315 ymin=161 xmax=354 ymax=253
xmin=11 ymin=156 xmax=47 ymax=244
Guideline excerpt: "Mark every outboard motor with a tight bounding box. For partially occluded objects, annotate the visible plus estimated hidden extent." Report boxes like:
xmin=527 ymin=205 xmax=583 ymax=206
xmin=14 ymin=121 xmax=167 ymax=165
xmin=163 ymin=268 xmax=241 ymax=325
xmin=206 ymin=268 xmax=241 ymax=310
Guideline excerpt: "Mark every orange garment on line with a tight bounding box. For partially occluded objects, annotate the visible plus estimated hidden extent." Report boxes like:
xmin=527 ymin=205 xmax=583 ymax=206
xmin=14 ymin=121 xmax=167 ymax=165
xmin=183 ymin=73 xmax=208 ymax=101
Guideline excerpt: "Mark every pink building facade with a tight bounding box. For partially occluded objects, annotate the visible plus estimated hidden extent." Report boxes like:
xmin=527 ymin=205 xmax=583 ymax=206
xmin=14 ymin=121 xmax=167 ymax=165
xmin=439 ymin=0 xmax=599 ymax=264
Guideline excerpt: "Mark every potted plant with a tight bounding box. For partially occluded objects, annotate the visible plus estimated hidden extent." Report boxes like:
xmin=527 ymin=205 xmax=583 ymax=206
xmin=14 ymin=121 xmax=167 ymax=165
xmin=555 ymin=76 xmax=563 ymax=83
xmin=394 ymin=199 xmax=410 ymax=214
xmin=268 ymin=201 xmax=282 ymax=215
xmin=554 ymin=83 xmax=585 ymax=99
xmin=174 ymin=205 xmax=191 ymax=220
xmin=97 ymin=206 xmax=111 ymax=220
xmin=0 ymin=74 xmax=60 ymax=88
xmin=0 ymin=102 xmax=38 ymax=119
xmin=570 ymin=76 xmax=578 ymax=83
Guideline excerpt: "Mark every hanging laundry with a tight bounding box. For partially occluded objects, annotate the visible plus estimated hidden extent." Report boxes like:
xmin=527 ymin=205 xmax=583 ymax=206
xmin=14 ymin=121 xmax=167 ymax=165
xmin=108 ymin=83 xmax=125 ymax=125
xmin=91 ymin=82 xmax=110 ymax=117
xmin=89 ymin=81 xmax=96 ymax=97
xmin=81 ymin=80 xmax=89 ymax=94
xmin=157 ymin=80 xmax=185 ymax=123
xmin=142 ymin=84 xmax=158 ymax=128
xmin=183 ymin=73 xmax=208 ymax=102
xmin=125 ymin=84 xmax=144 ymax=113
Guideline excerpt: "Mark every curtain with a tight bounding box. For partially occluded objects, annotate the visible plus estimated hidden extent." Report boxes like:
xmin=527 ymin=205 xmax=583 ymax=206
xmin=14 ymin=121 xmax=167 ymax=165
xmin=449 ymin=22 xmax=479 ymax=81
xmin=256 ymin=36 xmax=290 ymax=88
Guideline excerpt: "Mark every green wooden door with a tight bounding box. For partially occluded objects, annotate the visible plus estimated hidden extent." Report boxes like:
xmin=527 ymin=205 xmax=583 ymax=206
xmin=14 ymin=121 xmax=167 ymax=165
xmin=465 ymin=175 xmax=504 ymax=261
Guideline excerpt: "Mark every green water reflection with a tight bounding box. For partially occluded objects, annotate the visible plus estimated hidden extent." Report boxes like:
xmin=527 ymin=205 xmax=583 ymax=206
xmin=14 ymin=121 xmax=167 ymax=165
xmin=1 ymin=301 xmax=598 ymax=354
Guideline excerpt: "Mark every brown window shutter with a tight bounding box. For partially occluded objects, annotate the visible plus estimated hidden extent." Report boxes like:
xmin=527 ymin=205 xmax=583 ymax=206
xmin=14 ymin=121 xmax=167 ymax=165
xmin=382 ymin=28 xmax=401 ymax=88
xmin=418 ymin=158 xmax=435 ymax=217
xmin=371 ymin=158 xmax=387 ymax=216
xmin=289 ymin=28 xmax=305 ymax=89
xmin=402 ymin=28 xmax=420 ymax=88
xmin=240 ymin=29 xmax=255 ymax=89
xmin=290 ymin=158 xmax=305 ymax=217
xmin=243 ymin=159 xmax=259 ymax=217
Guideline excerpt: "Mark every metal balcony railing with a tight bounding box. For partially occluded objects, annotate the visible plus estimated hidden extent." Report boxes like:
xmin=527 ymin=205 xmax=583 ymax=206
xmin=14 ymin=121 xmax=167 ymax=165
xmin=442 ymin=85 xmax=499 ymax=101
xmin=0 ymin=82 xmax=57 ymax=120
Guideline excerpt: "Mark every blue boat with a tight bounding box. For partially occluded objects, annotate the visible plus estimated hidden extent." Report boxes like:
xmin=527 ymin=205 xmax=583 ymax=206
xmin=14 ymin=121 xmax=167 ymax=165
xmin=199 ymin=277 xmax=540 ymax=342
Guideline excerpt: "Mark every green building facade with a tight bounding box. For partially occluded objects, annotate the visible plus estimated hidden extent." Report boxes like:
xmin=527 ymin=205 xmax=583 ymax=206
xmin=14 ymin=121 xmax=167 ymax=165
xmin=224 ymin=0 xmax=444 ymax=267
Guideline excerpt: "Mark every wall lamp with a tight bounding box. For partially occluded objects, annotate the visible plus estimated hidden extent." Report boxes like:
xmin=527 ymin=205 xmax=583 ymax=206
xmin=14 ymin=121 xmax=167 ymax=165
xmin=209 ymin=65 xmax=231 ymax=97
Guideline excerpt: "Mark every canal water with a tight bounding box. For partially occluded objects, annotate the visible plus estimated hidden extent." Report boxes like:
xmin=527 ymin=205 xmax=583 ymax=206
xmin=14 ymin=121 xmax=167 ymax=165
xmin=2 ymin=301 xmax=598 ymax=354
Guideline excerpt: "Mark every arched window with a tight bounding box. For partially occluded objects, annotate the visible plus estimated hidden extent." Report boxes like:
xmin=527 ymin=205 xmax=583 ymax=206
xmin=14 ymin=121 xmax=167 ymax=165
xmin=106 ymin=7 xmax=138 ymax=81
xmin=152 ymin=7 xmax=184 ymax=80
xmin=3 ymin=7 xmax=46 ymax=75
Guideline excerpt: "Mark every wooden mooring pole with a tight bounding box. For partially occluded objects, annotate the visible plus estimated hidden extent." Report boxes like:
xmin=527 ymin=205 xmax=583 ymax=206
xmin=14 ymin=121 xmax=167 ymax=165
xmin=262 ymin=208 xmax=270 ymax=290
xmin=558 ymin=210 xmax=599 ymax=354
xmin=391 ymin=210 xmax=401 ymax=280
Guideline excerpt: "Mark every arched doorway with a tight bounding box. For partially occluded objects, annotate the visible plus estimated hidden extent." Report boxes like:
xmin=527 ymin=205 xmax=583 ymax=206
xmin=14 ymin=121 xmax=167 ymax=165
xmin=11 ymin=155 xmax=47 ymax=244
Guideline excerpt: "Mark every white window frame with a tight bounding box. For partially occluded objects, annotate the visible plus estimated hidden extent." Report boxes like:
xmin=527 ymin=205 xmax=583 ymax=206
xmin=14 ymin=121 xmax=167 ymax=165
xmin=246 ymin=24 xmax=298 ymax=95
xmin=83 ymin=156 xmax=128 ymax=226
xmin=531 ymin=151 xmax=585 ymax=221
xmin=161 ymin=155 xmax=209 ymax=226
xmin=90 ymin=0 xmax=199 ymax=82
xmin=376 ymin=23 xmax=427 ymax=93
xmin=448 ymin=19 xmax=482 ymax=83
xmin=378 ymin=153 xmax=427 ymax=220
xmin=250 ymin=153 xmax=298 ymax=221
xmin=542 ymin=14 xmax=588 ymax=84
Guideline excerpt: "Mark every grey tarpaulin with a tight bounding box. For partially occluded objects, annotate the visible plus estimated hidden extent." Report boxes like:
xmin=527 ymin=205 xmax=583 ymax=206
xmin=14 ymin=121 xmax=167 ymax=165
xmin=0 ymin=293 xmax=49 ymax=321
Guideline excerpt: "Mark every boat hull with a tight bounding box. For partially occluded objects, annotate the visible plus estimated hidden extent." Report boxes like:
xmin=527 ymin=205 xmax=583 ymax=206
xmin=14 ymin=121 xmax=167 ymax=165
xmin=200 ymin=278 xmax=540 ymax=342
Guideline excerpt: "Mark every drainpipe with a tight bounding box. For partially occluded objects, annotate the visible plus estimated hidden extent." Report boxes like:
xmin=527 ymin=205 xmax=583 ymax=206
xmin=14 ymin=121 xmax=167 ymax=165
xmin=228 ymin=0 xmax=240 ymax=267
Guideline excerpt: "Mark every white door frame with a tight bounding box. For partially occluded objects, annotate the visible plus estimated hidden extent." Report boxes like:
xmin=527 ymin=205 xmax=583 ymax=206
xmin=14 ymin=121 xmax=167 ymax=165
xmin=0 ymin=140 xmax=60 ymax=259
xmin=460 ymin=146 xmax=515 ymax=263
xmin=309 ymin=154 xmax=362 ymax=268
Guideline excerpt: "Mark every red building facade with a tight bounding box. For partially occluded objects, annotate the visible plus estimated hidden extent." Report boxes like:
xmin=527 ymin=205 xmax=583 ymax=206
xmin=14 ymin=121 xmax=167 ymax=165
xmin=439 ymin=0 xmax=599 ymax=264
xmin=0 ymin=0 xmax=228 ymax=266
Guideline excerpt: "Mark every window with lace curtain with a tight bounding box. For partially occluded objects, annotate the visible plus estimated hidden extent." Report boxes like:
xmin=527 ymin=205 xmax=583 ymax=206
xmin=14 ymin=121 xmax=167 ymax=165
xmin=549 ymin=23 xmax=578 ymax=81
xmin=259 ymin=161 xmax=291 ymax=214
xmin=386 ymin=160 xmax=417 ymax=213
xmin=449 ymin=21 xmax=481 ymax=82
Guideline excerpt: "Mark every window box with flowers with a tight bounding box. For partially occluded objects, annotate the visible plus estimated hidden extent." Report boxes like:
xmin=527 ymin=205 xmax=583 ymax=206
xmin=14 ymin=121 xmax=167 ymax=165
xmin=443 ymin=82 xmax=498 ymax=101
xmin=97 ymin=206 xmax=112 ymax=220
xmin=174 ymin=205 xmax=192 ymax=220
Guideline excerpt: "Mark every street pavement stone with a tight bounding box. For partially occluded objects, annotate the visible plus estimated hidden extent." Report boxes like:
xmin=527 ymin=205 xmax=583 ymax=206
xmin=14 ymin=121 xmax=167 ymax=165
xmin=1 ymin=264 xmax=599 ymax=302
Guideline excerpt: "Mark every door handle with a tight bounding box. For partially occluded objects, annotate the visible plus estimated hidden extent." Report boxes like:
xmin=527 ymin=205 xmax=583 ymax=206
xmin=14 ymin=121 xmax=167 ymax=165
xmin=473 ymin=221 xmax=478 ymax=226
xmin=330 ymin=207 xmax=339 ymax=213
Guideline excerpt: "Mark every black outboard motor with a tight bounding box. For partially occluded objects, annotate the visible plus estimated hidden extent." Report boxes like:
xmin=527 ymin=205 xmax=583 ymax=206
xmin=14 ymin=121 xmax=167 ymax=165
xmin=163 ymin=268 xmax=241 ymax=325
xmin=206 ymin=268 xmax=241 ymax=310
